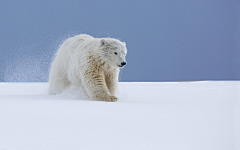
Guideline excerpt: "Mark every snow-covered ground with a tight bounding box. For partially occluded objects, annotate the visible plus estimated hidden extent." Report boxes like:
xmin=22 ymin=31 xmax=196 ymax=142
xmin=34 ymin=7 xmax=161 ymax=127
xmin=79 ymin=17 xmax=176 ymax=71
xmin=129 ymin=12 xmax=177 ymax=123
xmin=0 ymin=81 xmax=239 ymax=150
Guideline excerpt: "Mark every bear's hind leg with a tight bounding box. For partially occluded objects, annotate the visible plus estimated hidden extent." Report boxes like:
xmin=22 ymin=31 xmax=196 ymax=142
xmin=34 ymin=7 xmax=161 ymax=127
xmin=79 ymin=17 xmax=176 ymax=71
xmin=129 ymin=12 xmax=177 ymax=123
xmin=49 ymin=78 xmax=70 ymax=95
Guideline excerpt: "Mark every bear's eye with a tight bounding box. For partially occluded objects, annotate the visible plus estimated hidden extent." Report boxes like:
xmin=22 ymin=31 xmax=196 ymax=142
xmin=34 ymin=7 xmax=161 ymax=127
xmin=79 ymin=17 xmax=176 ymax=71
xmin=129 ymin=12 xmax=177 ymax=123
xmin=114 ymin=52 xmax=118 ymax=55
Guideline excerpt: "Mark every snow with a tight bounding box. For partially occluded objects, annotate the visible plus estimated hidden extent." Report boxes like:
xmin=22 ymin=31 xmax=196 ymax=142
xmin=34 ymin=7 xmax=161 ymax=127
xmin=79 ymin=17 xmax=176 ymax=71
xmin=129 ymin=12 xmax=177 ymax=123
xmin=0 ymin=81 xmax=239 ymax=150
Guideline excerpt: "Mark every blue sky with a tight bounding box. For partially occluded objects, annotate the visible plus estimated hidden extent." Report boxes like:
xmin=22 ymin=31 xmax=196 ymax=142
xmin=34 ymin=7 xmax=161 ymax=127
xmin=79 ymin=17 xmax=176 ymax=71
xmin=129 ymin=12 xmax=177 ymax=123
xmin=0 ymin=0 xmax=239 ymax=82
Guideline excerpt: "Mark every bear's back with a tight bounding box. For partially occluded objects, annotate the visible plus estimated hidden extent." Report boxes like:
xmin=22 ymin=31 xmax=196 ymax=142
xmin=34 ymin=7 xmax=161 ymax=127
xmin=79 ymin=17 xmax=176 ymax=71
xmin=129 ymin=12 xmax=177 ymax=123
xmin=63 ymin=34 xmax=94 ymax=46
xmin=61 ymin=34 xmax=95 ymax=54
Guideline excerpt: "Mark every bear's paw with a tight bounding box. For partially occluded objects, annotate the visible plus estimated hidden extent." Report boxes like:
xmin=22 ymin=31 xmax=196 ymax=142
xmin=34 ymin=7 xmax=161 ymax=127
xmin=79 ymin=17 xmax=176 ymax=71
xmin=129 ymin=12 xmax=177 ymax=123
xmin=107 ymin=95 xmax=118 ymax=102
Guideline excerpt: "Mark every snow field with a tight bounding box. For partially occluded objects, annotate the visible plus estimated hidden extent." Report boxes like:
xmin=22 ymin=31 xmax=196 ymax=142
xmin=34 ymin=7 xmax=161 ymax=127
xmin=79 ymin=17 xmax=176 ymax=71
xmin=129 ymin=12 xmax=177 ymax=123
xmin=0 ymin=81 xmax=239 ymax=150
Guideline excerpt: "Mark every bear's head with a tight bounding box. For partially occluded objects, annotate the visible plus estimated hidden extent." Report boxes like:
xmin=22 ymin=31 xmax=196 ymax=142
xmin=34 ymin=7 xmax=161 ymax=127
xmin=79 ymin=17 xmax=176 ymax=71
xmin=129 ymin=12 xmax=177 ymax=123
xmin=100 ymin=38 xmax=127 ymax=68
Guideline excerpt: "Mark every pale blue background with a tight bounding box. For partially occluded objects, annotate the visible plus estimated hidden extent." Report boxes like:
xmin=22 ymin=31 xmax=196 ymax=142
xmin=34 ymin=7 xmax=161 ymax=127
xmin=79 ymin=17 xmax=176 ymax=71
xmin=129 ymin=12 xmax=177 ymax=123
xmin=0 ymin=0 xmax=239 ymax=82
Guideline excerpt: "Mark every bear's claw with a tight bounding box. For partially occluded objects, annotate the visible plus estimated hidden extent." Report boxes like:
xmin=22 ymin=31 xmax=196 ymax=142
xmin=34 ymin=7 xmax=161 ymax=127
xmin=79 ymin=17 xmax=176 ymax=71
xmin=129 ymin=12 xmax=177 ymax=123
xmin=108 ymin=96 xmax=118 ymax=102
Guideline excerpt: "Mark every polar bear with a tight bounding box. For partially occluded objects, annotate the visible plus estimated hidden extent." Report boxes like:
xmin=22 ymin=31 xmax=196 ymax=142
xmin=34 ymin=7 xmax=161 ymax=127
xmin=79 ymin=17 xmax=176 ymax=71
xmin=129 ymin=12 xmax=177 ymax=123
xmin=48 ymin=34 xmax=127 ymax=102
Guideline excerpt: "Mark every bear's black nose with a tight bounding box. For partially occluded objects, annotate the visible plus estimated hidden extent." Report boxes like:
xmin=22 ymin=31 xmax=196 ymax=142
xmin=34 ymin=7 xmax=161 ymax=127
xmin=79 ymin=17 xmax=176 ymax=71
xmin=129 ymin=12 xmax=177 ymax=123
xmin=121 ymin=61 xmax=127 ymax=66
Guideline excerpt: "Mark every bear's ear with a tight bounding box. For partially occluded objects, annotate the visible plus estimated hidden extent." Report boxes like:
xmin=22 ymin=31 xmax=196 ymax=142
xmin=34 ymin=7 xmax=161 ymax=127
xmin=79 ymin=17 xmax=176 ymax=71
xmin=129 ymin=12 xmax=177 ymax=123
xmin=122 ymin=42 xmax=126 ymax=46
xmin=101 ymin=39 xmax=107 ymax=46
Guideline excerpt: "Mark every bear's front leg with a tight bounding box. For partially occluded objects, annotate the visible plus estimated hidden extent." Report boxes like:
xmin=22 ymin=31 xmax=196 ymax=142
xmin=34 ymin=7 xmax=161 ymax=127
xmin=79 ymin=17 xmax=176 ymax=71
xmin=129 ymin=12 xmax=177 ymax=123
xmin=82 ymin=69 xmax=118 ymax=102
xmin=105 ymin=68 xmax=119 ymax=96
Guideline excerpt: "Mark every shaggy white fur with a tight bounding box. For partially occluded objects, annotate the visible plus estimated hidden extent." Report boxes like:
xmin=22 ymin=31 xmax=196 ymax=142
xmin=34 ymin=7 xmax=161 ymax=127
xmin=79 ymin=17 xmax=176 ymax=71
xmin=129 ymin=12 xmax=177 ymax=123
xmin=48 ymin=34 xmax=127 ymax=102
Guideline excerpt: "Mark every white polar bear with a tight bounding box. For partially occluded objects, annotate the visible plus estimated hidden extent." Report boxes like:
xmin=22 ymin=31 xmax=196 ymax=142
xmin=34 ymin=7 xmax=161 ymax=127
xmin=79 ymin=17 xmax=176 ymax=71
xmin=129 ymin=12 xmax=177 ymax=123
xmin=48 ymin=34 xmax=127 ymax=102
